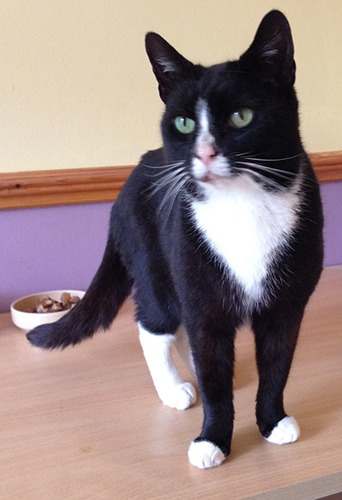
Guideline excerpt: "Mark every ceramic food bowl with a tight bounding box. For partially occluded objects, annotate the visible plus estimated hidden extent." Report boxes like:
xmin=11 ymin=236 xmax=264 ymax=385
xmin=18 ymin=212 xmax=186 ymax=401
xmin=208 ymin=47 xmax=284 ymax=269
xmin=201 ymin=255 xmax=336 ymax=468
xmin=10 ymin=290 xmax=85 ymax=330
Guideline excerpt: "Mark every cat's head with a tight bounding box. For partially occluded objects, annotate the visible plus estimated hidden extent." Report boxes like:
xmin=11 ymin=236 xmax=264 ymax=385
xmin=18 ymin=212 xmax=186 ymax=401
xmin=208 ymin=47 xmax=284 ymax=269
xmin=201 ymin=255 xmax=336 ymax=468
xmin=145 ymin=10 xmax=303 ymax=196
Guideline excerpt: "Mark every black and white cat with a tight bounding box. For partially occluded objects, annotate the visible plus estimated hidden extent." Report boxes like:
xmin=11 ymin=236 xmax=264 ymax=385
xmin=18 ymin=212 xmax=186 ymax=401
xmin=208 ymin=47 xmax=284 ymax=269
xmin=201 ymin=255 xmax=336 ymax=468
xmin=27 ymin=10 xmax=323 ymax=469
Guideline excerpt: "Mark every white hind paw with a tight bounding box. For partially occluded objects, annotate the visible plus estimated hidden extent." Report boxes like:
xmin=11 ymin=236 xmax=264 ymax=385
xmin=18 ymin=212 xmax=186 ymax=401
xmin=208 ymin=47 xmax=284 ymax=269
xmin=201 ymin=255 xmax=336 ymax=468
xmin=188 ymin=440 xmax=226 ymax=469
xmin=265 ymin=416 xmax=300 ymax=445
xmin=162 ymin=382 xmax=197 ymax=410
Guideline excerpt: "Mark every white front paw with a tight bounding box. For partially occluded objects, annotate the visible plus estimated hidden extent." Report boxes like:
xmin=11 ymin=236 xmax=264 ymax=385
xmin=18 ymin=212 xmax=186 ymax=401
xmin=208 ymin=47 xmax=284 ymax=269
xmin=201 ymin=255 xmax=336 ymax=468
xmin=188 ymin=440 xmax=226 ymax=469
xmin=162 ymin=382 xmax=197 ymax=410
xmin=265 ymin=416 xmax=300 ymax=445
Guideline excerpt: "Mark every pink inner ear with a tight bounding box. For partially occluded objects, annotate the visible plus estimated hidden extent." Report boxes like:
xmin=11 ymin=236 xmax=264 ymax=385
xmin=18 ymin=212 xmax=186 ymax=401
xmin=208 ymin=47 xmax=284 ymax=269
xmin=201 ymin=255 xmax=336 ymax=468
xmin=195 ymin=142 xmax=217 ymax=166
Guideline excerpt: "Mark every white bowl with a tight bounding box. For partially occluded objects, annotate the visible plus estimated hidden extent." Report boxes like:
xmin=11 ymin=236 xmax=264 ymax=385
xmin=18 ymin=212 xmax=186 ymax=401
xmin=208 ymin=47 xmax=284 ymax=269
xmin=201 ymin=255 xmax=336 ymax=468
xmin=10 ymin=290 xmax=85 ymax=331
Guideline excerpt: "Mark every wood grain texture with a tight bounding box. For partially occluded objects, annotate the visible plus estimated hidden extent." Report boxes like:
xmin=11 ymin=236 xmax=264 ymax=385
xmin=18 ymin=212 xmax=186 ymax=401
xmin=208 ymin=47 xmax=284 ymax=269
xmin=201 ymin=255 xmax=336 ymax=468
xmin=312 ymin=151 xmax=342 ymax=182
xmin=0 ymin=266 xmax=341 ymax=499
xmin=0 ymin=165 xmax=135 ymax=209
xmin=0 ymin=151 xmax=341 ymax=210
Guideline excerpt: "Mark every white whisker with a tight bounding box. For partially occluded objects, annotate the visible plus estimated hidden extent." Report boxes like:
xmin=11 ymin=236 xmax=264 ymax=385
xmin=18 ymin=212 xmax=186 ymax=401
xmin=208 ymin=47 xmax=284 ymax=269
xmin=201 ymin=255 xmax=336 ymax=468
xmin=159 ymin=175 xmax=190 ymax=224
xmin=145 ymin=166 xmax=185 ymax=179
xmin=143 ymin=158 xmax=191 ymax=223
xmin=240 ymin=167 xmax=287 ymax=192
xmin=145 ymin=167 xmax=185 ymax=198
xmin=235 ymin=161 xmax=297 ymax=182
xmin=233 ymin=151 xmax=253 ymax=157
xmin=142 ymin=161 xmax=185 ymax=169
xmin=144 ymin=166 xmax=183 ymax=178
xmin=158 ymin=174 xmax=187 ymax=212
xmin=244 ymin=153 xmax=303 ymax=162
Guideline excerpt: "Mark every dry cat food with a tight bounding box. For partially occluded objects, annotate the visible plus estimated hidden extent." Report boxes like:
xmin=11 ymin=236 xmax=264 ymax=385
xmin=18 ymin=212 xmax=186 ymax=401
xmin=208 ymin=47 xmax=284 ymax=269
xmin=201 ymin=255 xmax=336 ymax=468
xmin=34 ymin=293 xmax=80 ymax=313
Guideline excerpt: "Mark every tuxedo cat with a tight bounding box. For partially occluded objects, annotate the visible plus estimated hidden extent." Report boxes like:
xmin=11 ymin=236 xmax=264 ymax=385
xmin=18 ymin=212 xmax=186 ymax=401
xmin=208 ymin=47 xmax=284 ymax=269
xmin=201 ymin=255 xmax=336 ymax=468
xmin=27 ymin=10 xmax=323 ymax=468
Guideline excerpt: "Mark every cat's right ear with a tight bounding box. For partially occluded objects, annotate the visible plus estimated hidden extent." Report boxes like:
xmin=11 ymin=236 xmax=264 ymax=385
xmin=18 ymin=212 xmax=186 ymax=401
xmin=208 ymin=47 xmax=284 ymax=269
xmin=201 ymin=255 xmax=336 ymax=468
xmin=145 ymin=33 xmax=194 ymax=103
xmin=239 ymin=10 xmax=296 ymax=88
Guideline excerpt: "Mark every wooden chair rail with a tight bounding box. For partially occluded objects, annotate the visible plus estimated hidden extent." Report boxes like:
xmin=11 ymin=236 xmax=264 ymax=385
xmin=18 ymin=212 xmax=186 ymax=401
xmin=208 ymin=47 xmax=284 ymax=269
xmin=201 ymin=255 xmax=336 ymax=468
xmin=0 ymin=151 xmax=341 ymax=210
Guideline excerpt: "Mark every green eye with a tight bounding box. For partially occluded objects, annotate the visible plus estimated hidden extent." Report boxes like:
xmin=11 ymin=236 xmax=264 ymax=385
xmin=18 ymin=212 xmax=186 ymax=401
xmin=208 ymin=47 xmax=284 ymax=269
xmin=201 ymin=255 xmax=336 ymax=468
xmin=229 ymin=108 xmax=254 ymax=128
xmin=174 ymin=116 xmax=196 ymax=134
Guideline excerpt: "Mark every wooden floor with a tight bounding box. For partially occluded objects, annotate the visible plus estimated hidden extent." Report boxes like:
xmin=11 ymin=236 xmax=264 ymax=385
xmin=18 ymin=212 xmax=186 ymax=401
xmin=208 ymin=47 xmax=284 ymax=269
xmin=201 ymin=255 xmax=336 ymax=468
xmin=0 ymin=267 xmax=341 ymax=499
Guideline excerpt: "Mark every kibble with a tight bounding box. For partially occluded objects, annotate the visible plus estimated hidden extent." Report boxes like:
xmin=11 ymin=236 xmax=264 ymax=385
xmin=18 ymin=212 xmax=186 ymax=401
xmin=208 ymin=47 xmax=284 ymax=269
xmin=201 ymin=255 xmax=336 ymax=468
xmin=34 ymin=293 xmax=80 ymax=313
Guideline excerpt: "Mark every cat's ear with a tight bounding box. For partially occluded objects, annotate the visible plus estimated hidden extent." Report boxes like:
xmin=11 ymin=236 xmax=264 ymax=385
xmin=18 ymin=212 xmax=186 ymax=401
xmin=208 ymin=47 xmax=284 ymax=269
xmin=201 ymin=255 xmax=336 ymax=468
xmin=239 ymin=10 xmax=296 ymax=87
xmin=145 ymin=32 xmax=194 ymax=102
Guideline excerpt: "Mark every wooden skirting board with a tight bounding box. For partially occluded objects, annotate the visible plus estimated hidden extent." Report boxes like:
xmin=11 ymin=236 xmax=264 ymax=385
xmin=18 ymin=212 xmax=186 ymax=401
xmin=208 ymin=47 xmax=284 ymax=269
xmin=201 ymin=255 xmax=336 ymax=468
xmin=0 ymin=151 xmax=341 ymax=210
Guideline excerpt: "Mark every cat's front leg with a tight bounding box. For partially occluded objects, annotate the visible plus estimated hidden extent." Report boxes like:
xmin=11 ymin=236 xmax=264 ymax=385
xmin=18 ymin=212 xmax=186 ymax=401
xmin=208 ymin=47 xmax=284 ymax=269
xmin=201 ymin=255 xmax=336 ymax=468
xmin=138 ymin=323 xmax=197 ymax=410
xmin=186 ymin=322 xmax=236 ymax=469
xmin=252 ymin=308 xmax=304 ymax=445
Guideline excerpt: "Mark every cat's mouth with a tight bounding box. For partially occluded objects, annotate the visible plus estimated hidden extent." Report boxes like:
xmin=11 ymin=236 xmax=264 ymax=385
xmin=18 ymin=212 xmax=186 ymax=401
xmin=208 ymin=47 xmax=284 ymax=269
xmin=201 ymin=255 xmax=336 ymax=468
xmin=196 ymin=172 xmax=228 ymax=184
xmin=191 ymin=155 xmax=231 ymax=185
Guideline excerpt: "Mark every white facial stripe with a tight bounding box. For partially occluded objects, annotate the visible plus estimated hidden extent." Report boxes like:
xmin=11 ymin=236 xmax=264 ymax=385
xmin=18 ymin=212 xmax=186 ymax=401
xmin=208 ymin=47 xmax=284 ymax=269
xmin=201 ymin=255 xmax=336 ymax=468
xmin=191 ymin=98 xmax=231 ymax=181
xmin=196 ymin=99 xmax=215 ymax=144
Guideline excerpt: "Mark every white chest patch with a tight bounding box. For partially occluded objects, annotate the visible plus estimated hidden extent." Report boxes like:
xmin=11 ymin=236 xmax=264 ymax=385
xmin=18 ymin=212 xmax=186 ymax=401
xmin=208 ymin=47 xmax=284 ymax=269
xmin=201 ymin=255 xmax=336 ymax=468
xmin=191 ymin=175 xmax=301 ymax=304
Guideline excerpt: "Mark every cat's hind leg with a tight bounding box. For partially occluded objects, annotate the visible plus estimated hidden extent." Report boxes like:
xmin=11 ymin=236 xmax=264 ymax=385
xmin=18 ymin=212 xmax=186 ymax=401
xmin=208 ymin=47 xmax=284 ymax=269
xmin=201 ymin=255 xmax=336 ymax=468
xmin=138 ymin=323 xmax=197 ymax=410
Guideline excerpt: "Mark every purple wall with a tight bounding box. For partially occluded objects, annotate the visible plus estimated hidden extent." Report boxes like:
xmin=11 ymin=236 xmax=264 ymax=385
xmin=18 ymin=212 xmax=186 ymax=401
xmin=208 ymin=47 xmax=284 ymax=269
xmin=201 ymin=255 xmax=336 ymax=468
xmin=0 ymin=202 xmax=112 ymax=313
xmin=1 ymin=181 xmax=341 ymax=313
xmin=320 ymin=181 xmax=342 ymax=266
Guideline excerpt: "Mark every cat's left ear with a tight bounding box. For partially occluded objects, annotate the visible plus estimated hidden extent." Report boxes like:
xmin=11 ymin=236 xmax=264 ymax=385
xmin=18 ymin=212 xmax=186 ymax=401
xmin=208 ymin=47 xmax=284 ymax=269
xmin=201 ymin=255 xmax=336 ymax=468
xmin=145 ymin=32 xmax=194 ymax=103
xmin=239 ymin=10 xmax=296 ymax=87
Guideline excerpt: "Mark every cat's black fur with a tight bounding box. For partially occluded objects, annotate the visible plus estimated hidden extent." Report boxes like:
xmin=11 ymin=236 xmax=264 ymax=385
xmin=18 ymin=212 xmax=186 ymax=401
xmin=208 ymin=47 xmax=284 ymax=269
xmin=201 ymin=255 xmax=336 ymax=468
xmin=27 ymin=11 xmax=323 ymax=465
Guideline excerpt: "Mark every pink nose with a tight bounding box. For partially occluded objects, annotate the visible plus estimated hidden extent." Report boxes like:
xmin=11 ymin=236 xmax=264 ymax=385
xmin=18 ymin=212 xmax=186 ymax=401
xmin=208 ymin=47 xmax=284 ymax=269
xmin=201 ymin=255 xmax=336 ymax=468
xmin=196 ymin=142 xmax=217 ymax=166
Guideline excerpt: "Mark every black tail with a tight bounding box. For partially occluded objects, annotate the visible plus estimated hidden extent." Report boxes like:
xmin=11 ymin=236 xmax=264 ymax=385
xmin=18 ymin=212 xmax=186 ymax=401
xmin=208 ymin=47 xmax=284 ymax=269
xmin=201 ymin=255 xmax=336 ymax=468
xmin=27 ymin=236 xmax=132 ymax=349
